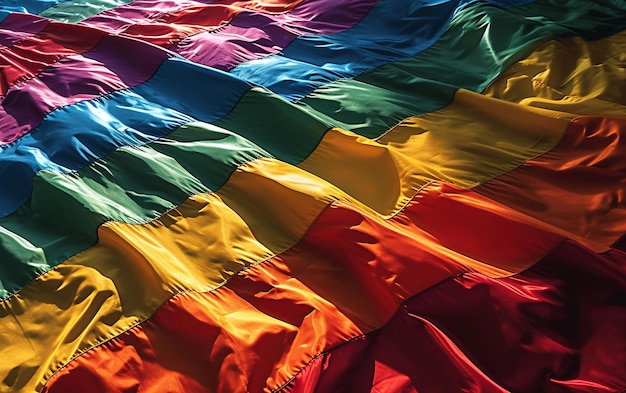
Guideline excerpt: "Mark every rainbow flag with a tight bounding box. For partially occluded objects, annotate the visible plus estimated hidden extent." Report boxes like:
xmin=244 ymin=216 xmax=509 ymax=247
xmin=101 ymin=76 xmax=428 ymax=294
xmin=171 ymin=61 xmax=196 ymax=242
xmin=0 ymin=0 xmax=625 ymax=392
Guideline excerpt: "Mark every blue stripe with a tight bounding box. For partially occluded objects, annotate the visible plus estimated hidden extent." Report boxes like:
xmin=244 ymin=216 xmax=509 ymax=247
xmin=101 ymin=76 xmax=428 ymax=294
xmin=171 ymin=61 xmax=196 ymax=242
xmin=229 ymin=0 xmax=534 ymax=100
xmin=0 ymin=0 xmax=70 ymax=16
xmin=0 ymin=57 xmax=251 ymax=218
xmin=229 ymin=0 xmax=626 ymax=100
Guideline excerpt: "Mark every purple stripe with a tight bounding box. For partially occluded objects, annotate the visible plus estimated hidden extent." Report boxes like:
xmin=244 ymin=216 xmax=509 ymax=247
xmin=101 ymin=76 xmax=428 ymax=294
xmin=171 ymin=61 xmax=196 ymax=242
xmin=0 ymin=0 xmax=378 ymax=143
xmin=0 ymin=108 xmax=27 ymax=142
xmin=174 ymin=0 xmax=378 ymax=70
xmin=39 ymin=55 xmax=127 ymax=98
xmin=2 ymin=78 xmax=60 ymax=135
xmin=0 ymin=35 xmax=170 ymax=143
xmin=0 ymin=13 xmax=50 ymax=47
xmin=83 ymin=35 xmax=170 ymax=86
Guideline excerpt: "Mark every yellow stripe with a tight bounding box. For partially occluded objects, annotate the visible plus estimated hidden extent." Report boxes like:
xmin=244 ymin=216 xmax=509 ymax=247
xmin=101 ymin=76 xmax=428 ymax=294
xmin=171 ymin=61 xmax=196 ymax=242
xmin=0 ymin=193 xmax=264 ymax=392
xmin=298 ymin=89 xmax=568 ymax=215
xmin=484 ymin=30 xmax=626 ymax=115
xmin=0 ymin=93 xmax=573 ymax=392
xmin=1 ymin=160 xmax=355 ymax=392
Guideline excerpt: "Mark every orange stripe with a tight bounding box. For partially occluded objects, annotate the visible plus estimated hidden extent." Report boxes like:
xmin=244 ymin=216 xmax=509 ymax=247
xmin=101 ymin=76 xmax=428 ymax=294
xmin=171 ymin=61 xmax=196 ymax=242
xmin=475 ymin=115 xmax=626 ymax=249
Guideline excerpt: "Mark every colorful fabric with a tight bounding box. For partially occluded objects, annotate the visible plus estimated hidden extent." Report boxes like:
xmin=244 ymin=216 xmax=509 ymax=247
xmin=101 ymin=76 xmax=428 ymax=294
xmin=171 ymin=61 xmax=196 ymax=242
xmin=0 ymin=0 xmax=625 ymax=392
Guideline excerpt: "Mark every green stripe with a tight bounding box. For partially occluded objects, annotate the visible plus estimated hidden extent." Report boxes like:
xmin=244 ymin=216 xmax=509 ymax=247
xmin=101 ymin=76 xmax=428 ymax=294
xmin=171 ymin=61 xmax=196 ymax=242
xmin=0 ymin=86 xmax=332 ymax=299
xmin=213 ymin=89 xmax=332 ymax=164
xmin=300 ymin=0 xmax=626 ymax=138
xmin=39 ymin=0 xmax=130 ymax=23
xmin=3 ymin=0 xmax=625 ymax=299
xmin=0 ymin=122 xmax=272 ymax=298
xmin=507 ymin=0 xmax=626 ymax=40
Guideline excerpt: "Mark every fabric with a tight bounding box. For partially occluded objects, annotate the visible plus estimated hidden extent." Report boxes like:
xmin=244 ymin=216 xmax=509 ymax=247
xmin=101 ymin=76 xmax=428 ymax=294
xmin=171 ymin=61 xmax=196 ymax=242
xmin=0 ymin=0 xmax=625 ymax=392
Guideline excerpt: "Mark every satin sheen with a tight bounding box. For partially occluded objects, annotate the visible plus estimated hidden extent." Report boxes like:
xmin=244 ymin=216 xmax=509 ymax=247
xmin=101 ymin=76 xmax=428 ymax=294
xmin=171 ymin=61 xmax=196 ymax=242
xmin=0 ymin=0 xmax=624 ymax=392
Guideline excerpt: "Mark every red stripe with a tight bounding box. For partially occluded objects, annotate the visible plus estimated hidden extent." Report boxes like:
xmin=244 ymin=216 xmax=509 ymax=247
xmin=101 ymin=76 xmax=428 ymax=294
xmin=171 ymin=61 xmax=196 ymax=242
xmin=283 ymin=240 xmax=626 ymax=393
xmin=42 ymin=183 xmax=564 ymax=392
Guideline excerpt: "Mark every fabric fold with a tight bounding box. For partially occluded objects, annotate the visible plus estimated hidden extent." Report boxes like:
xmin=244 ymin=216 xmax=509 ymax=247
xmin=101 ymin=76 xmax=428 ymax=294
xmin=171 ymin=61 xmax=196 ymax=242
xmin=2 ymin=182 xmax=566 ymax=393
xmin=0 ymin=1 xmax=624 ymax=392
